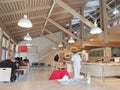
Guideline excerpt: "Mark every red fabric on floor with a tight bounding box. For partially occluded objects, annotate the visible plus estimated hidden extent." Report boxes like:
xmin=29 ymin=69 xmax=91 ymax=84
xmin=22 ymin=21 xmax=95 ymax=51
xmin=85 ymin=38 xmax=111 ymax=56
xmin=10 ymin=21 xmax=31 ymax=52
xmin=49 ymin=70 xmax=70 ymax=80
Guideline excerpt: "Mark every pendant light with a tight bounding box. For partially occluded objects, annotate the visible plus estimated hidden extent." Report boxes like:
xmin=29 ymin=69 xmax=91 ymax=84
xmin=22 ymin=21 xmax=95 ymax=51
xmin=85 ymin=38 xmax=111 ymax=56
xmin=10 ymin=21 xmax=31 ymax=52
xmin=68 ymin=37 xmax=75 ymax=43
xmin=18 ymin=15 xmax=32 ymax=28
xmin=24 ymin=33 xmax=32 ymax=41
xmin=18 ymin=0 xmax=32 ymax=28
xmin=113 ymin=0 xmax=119 ymax=15
xmin=113 ymin=8 xmax=119 ymax=15
xmin=52 ymin=46 xmax=57 ymax=50
xmin=90 ymin=20 xmax=102 ymax=34
xmin=58 ymin=42 xmax=63 ymax=48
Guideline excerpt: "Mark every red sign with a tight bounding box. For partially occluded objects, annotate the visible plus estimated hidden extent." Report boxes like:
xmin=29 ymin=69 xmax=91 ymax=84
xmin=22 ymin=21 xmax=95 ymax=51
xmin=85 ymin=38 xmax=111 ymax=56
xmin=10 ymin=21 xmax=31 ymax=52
xmin=18 ymin=46 xmax=28 ymax=52
xmin=64 ymin=32 xmax=69 ymax=37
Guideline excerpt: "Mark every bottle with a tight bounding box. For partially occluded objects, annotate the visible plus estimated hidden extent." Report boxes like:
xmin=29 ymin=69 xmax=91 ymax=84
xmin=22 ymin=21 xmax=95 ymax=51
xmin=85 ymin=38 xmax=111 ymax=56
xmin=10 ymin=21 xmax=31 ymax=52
xmin=87 ymin=72 xmax=91 ymax=84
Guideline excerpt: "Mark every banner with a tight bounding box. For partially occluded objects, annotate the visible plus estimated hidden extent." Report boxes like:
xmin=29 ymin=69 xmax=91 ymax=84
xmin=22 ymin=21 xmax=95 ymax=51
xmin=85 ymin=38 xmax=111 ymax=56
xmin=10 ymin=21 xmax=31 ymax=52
xmin=18 ymin=46 xmax=28 ymax=52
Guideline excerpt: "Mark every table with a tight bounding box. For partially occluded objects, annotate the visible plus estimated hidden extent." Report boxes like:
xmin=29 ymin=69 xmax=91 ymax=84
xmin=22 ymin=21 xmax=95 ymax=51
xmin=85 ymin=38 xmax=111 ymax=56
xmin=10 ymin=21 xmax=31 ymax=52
xmin=16 ymin=65 xmax=29 ymax=79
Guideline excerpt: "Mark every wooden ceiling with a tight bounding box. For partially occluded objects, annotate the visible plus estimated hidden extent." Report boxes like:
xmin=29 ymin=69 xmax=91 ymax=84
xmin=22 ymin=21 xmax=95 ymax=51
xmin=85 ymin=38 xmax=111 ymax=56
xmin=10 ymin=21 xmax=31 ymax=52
xmin=0 ymin=0 xmax=120 ymax=49
xmin=0 ymin=0 xmax=88 ymax=42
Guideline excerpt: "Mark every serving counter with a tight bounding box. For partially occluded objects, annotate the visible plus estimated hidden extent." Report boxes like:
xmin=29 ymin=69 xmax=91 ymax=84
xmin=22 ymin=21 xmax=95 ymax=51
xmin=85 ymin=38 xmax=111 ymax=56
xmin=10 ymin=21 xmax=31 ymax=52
xmin=81 ymin=62 xmax=120 ymax=77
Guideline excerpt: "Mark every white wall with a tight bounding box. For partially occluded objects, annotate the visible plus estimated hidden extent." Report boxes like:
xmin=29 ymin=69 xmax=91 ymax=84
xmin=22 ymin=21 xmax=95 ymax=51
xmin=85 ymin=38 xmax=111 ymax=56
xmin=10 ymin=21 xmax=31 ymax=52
xmin=16 ymin=31 xmax=63 ymax=63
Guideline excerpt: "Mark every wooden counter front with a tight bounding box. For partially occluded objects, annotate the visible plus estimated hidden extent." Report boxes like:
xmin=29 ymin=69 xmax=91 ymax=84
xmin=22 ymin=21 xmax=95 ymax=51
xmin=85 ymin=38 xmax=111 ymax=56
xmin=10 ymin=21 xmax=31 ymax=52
xmin=81 ymin=62 xmax=120 ymax=77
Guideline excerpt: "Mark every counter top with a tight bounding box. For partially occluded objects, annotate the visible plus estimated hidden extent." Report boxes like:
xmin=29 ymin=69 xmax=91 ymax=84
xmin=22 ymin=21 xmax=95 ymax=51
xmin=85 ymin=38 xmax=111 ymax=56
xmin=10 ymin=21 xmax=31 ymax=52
xmin=81 ymin=62 xmax=120 ymax=66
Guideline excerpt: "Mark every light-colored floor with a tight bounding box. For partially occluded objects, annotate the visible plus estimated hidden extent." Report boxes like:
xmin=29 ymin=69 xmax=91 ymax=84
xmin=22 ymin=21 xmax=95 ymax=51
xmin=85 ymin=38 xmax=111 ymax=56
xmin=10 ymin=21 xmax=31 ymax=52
xmin=0 ymin=66 xmax=120 ymax=90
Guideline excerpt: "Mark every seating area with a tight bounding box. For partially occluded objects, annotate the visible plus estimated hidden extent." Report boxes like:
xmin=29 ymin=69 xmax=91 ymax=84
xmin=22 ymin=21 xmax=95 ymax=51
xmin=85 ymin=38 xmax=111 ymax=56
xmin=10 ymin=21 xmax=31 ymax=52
xmin=0 ymin=64 xmax=30 ymax=83
xmin=0 ymin=0 xmax=120 ymax=90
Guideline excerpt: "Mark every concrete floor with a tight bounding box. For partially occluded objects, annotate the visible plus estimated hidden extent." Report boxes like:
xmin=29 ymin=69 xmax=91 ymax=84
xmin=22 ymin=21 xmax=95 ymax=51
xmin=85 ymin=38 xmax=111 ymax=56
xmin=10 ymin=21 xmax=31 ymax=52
xmin=0 ymin=66 xmax=120 ymax=90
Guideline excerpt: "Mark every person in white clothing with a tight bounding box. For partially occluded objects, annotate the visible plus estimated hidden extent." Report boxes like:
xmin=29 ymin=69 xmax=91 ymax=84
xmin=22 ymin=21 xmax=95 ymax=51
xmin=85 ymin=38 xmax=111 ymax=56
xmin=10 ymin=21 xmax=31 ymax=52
xmin=71 ymin=51 xmax=82 ymax=79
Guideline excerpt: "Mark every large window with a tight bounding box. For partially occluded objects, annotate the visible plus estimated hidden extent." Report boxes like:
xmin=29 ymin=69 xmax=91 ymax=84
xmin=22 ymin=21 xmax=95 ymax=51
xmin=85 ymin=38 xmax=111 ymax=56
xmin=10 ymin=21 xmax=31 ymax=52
xmin=10 ymin=42 xmax=14 ymax=51
xmin=1 ymin=36 xmax=8 ymax=60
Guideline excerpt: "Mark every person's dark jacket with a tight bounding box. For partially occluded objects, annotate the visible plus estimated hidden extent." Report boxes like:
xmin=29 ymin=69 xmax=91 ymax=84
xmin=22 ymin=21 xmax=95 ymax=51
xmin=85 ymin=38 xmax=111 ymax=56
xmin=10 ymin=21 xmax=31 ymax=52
xmin=54 ymin=54 xmax=59 ymax=62
xmin=23 ymin=59 xmax=29 ymax=63
xmin=0 ymin=59 xmax=17 ymax=82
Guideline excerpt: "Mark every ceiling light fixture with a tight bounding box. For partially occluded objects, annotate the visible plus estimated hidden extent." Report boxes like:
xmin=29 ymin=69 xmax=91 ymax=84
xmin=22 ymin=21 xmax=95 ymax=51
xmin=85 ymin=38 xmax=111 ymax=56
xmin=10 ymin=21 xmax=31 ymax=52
xmin=58 ymin=42 xmax=63 ymax=47
xmin=68 ymin=37 xmax=75 ymax=43
xmin=113 ymin=8 xmax=119 ymax=15
xmin=18 ymin=15 xmax=32 ymax=28
xmin=52 ymin=46 xmax=57 ymax=50
xmin=90 ymin=20 xmax=102 ymax=34
xmin=24 ymin=33 xmax=32 ymax=41
xmin=113 ymin=0 xmax=119 ymax=15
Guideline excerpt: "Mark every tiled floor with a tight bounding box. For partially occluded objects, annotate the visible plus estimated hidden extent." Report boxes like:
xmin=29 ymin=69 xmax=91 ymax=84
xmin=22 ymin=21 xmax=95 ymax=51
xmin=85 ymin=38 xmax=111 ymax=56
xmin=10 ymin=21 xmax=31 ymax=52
xmin=0 ymin=66 xmax=120 ymax=90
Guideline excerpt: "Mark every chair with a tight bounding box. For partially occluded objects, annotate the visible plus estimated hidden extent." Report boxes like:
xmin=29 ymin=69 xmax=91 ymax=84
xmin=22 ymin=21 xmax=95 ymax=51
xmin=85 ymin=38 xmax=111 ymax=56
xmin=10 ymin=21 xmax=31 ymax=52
xmin=0 ymin=68 xmax=11 ymax=82
xmin=49 ymin=70 xmax=70 ymax=80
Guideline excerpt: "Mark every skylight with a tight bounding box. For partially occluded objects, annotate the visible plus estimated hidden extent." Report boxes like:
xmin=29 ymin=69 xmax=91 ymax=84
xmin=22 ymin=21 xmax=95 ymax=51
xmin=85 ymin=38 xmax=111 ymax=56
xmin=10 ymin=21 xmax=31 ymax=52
xmin=65 ymin=17 xmax=80 ymax=26
xmin=85 ymin=0 xmax=99 ymax=7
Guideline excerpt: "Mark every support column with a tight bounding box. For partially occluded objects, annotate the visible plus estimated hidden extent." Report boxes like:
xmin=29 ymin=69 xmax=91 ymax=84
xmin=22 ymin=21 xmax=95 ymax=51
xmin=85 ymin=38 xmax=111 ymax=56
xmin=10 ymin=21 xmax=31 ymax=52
xmin=0 ymin=28 xmax=3 ymax=60
xmin=6 ymin=37 xmax=10 ymax=58
xmin=99 ymin=0 xmax=108 ymax=43
xmin=69 ymin=18 xmax=72 ymax=32
xmin=80 ymin=7 xmax=84 ymax=48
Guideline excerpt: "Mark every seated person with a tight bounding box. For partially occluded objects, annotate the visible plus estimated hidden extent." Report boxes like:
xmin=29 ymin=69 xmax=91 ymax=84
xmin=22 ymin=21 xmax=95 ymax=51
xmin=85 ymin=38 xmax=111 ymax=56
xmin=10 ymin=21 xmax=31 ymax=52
xmin=19 ymin=57 xmax=27 ymax=66
xmin=23 ymin=56 xmax=29 ymax=63
xmin=0 ymin=54 xmax=17 ymax=82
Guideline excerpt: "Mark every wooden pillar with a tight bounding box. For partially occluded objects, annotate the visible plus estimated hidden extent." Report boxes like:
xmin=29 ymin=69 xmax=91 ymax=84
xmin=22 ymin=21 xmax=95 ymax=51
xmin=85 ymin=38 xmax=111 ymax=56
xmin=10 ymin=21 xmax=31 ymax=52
xmin=69 ymin=18 xmax=72 ymax=32
xmin=80 ymin=7 xmax=84 ymax=48
xmin=0 ymin=28 xmax=3 ymax=60
xmin=6 ymin=37 xmax=10 ymax=59
xmin=99 ymin=0 xmax=108 ymax=43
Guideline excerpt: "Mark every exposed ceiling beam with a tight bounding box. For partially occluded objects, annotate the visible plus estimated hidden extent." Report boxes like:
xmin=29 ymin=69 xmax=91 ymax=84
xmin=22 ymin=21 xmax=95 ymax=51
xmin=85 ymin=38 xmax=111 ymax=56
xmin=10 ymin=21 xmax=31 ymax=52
xmin=8 ymin=15 xmax=71 ymax=30
xmin=87 ymin=0 xmax=115 ymax=20
xmin=0 ymin=1 xmax=81 ymax=17
xmin=0 ymin=6 xmax=50 ymax=17
xmin=3 ymin=6 xmax=78 ymax=26
xmin=44 ymin=17 xmax=81 ymax=42
xmin=10 ymin=24 xmax=43 ymax=32
xmin=14 ymin=32 xmax=40 ymax=39
xmin=0 ymin=20 xmax=17 ymax=42
xmin=0 ymin=0 xmax=23 ymax=3
xmin=41 ymin=2 xmax=56 ymax=35
xmin=13 ymin=29 xmax=41 ymax=37
xmin=106 ymin=5 xmax=112 ymax=10
xmin=54 ymin=0 xmax=94 ymax=28
xmin=4 ymin=17 xmax=45 ymax=25
xmin=89 ymin=14 xmax=95 ymax=21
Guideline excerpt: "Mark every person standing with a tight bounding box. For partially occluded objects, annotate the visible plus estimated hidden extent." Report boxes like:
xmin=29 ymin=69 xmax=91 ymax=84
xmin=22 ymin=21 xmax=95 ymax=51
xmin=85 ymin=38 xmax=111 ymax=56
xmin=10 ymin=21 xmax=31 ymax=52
xmin=71 ymin=50 xmax=82 ymax=79
xmin=54 ymin=54 xmax=59 ymax=62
